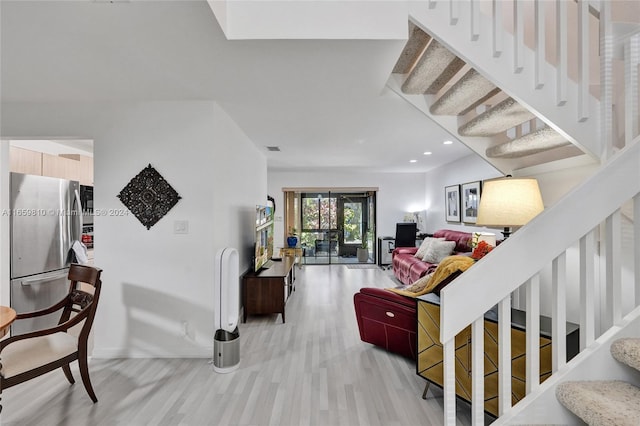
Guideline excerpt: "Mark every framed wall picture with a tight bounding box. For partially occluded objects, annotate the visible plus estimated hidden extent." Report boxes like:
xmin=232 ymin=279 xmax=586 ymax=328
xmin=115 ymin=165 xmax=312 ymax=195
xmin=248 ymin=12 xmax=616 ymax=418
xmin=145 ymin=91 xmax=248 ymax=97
xmin=445 ymin=185 xmax=461 ymax=222
xmin=461 ymin=181 xmax=482 ymax=224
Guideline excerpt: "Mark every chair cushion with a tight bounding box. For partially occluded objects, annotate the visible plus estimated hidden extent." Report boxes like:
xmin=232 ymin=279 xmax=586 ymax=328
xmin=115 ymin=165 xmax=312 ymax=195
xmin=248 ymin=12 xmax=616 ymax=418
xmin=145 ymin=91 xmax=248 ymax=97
xmin=1 ymin=332 xmax=77 ymax=378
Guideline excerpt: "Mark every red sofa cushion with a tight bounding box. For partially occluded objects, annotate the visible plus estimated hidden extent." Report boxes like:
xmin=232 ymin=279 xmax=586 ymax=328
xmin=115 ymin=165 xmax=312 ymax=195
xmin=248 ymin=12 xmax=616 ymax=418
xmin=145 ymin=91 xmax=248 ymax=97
xmin=392 ymin=229 xmax=472 ymax=286
xmin=433 ymin=229 xmax=473 ymax=253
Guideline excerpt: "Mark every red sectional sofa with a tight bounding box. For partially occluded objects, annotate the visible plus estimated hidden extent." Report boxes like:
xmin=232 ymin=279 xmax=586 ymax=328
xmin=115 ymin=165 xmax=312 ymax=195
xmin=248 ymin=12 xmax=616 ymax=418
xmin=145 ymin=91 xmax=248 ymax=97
xmin=353 ymin=287 xmax=418 ymax=359
xmin=353 ymin=229 xmax=473 ymax=360
xmin=392 ymin=229 xmax=473 ymax=286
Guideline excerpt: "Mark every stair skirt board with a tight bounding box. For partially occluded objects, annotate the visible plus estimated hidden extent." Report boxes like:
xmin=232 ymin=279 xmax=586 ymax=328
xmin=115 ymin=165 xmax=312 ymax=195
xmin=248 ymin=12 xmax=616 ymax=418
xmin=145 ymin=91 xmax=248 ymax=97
xmin=556 ymin=380 xmax=640 ymax=426
xmin=392 ymin=24 xmax=431 ymax=75
xmin=401 ymin=39 xmax=465 ymax=95
xmin=458 ymin=97 xmax=536 ymax=137
xmin=430 ymin=68 xmax=501 ymax=116
xmin=611 ymin=338 xmax=640 ymax=372
xmin=486 ymin=126 xmax=571 ymax=158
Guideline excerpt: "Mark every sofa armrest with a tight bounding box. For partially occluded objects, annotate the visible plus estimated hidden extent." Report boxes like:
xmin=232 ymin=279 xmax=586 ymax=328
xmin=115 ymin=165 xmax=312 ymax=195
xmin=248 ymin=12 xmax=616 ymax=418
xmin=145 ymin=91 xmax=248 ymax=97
xmin=392 ymin=247 xmax=418 ymax=258
xmin=358 ymin=287 xmax=416 ymax=308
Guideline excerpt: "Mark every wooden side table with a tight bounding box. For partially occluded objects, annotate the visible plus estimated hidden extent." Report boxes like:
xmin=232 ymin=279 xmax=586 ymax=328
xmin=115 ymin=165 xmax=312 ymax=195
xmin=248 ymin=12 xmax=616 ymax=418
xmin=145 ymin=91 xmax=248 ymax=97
xmin=416 ymin=293 xmax=579 ymax=417
xmin=279 ymin=247 xmax=303 ymax=268
xmin=242 ymin=257 xmax=295 ymax=323
xmin=0 ymin=306 xmax=17 ymax=415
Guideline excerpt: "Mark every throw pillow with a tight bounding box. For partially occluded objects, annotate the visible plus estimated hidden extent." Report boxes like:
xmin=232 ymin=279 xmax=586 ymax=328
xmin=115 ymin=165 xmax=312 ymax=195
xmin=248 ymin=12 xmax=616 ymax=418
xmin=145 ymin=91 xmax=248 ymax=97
xmin=422 ymin=240 xmax=456 ymax=263
xmin=404 ymin=272 xmax=435 ymax=293
xmin=414 ymin=237 xmax=444 ymax=259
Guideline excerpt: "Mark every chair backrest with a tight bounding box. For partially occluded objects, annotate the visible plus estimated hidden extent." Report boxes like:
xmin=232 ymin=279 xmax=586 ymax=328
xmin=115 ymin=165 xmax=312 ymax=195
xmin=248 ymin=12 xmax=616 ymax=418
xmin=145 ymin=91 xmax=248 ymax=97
xmin=60 ymin=264 xmax=102 ymax=341
xmin=395 ymin=223 xmax=417 ymax=248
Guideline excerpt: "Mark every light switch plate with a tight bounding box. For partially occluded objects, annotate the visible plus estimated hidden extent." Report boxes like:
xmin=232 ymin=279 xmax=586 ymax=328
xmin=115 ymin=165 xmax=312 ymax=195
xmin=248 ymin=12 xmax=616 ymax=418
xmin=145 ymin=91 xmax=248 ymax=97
xmin=174 ymin=220 xmax=189 ymax=234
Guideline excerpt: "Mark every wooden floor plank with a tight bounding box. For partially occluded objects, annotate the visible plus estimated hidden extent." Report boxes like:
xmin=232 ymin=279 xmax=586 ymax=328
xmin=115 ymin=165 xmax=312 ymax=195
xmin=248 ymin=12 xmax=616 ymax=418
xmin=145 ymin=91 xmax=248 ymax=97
xmin=3 ymin=265 xmax=474 ymax=425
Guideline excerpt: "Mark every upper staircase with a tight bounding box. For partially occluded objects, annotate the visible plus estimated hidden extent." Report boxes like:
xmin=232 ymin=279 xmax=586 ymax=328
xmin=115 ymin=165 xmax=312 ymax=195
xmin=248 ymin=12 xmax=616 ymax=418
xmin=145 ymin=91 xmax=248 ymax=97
xmin=387 ymin=17 xmax=598 ymax=174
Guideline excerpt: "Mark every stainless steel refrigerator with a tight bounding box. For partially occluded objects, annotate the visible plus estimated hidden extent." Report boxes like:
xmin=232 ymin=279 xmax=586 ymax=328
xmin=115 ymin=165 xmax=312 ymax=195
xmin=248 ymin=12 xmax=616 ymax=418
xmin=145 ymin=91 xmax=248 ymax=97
xmin=10 ymin=173 xmax=82 ymax=334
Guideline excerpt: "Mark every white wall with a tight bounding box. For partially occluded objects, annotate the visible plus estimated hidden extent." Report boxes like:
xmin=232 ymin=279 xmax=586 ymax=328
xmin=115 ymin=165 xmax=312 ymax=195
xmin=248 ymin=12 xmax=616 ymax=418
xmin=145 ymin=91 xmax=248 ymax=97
xmin=1 ymin=101 xmax=266 ymax=357
xmin=425 ymin=154 xmax=599 ymax=239
xmin=267 ymin=170 xmax=427 ymax=251
xmin=424 ymin=154 xmax=502 ymax=236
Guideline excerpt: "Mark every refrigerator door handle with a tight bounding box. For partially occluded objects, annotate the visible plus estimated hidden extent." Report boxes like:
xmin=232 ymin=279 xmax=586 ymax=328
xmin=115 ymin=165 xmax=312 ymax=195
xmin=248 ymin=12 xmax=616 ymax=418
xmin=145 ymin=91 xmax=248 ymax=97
xmin=74 ymin=188 xmax=83 ymax=241
xmin=20 ymin=269 xmax=69 ymax=286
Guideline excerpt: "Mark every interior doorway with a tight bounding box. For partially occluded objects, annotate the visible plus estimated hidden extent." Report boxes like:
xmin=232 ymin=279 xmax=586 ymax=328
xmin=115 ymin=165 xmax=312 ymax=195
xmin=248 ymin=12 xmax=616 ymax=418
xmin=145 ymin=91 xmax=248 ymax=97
xmin=7 ymin=139 xmax=95 ymax=264
xmin=284 ymin=189 xmax=377 ymax=265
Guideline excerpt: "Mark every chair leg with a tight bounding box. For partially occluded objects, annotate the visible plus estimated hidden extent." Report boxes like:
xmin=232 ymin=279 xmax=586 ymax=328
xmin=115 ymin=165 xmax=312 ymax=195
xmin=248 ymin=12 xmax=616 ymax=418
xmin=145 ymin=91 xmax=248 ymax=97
xmin=78 ymin=354 xmax=97 ymax=403
xmin=62 ymin=364 xmax=75 ymax=384
xmin=422 ymin=381 xmax=431 ymax=400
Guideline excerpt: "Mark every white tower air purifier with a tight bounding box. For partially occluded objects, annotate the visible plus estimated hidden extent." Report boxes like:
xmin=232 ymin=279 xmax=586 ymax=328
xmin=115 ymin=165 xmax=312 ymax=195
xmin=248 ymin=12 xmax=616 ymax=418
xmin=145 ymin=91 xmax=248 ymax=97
xmin=213 ymin=247 xmax=240 ymax=373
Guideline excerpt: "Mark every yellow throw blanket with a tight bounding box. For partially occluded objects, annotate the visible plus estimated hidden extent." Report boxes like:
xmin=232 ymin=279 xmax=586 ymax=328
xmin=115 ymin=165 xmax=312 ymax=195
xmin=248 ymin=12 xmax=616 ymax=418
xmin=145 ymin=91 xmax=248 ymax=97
xmin=387 ymin=255 xmax=475 ymax=298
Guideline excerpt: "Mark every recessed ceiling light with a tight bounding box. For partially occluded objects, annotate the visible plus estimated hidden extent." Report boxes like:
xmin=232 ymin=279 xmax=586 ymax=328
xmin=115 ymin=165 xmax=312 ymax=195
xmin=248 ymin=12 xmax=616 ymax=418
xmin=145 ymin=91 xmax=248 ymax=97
xmin=409 ymin=159 xmax=417 ymax=163
xmin=443 ymin=140 xmax=453 ymax=145
xmin=423 ymin=151 xmax=432 ymax=155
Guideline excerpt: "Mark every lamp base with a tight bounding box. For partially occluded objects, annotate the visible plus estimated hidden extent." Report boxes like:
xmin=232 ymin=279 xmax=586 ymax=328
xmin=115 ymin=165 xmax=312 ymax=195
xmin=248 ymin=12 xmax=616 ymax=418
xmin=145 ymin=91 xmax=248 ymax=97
xmin=502 ymin=227 xmax=513 ymax=239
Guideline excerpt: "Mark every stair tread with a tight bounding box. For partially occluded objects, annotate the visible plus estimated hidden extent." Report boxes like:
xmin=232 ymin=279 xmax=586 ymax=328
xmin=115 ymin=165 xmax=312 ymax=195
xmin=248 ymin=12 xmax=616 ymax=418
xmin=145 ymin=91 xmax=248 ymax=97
xmin=392 ymin=24 xmax=431 ymax=75
xmin=556 ymin=380 xmax=640 ymax=426
xmin=401 ymin=39 xmax=464 ymax=95
xmin=458 ymin=97 xmax=535 ymax=137
xmin=486 ymin=126 xmax=572 ymax=159
xmin=430 ymin=68 xmax=500 ymax=116
xmin=611 ymin=338 xmax=640 ymax=372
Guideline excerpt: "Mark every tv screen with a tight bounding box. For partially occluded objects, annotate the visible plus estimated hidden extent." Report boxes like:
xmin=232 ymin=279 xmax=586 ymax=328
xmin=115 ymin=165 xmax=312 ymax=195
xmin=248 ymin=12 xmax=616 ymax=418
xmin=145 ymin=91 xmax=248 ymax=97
xmin=254 ymin=205 xmax=274 ymax=272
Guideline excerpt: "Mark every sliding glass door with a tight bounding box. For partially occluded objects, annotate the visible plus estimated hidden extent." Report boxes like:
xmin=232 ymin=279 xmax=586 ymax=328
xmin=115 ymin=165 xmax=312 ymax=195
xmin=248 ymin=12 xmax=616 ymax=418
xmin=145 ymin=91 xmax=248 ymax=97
xmin=295 ymin=190 xmax=376 ymax=265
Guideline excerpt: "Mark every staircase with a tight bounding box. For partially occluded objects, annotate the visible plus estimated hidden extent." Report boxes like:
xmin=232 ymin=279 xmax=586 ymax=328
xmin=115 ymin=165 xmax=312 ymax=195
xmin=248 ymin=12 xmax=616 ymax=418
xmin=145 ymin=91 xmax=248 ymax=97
xmin=556 ymin=338 xmax=640 ymax=425
xmin=383 ymin=1 xmax=640 ymax=425
xmin=387 ymin=21 xmax=593 ymax=174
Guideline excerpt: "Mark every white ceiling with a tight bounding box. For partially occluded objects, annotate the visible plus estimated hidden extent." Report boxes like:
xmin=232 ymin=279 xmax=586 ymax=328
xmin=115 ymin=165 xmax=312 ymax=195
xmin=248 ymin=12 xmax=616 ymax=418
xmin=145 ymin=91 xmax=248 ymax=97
xmin=0 ymin=0 xmax=472 ymax=173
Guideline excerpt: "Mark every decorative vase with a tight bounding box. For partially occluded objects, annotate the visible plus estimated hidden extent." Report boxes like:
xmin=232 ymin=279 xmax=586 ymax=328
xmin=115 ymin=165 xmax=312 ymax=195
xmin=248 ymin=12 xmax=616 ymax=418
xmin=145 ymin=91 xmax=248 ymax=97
xmin=287 ymin=236 xmax=298 ymax=248
xmin=357 ymin=247 xmax=369 ymax=262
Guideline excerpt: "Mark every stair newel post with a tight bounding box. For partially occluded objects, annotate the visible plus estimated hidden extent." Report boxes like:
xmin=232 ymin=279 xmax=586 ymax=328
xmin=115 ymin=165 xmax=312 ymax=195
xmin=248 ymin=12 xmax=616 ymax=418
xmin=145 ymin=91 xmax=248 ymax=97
xmin=577 ymin=0 xmax=590 ymax=122
xmin=599 ymin=0 xmax=613 ymax=160
xmin=513 ymin=0 xmax=524 ymax=73
xmin=624 ymin=35 xmax=639 ymax=146
xmin=525 ymin=274 xmax=541 ymax=394
xmin=551 ymin=252 xmax=567 ymax=373
xmin=556 ymin=0 xmax=568 ymax=105
xmin=534 ymin=0 xmax=545 ymax=89
xmin=605 ymin=210 xmax=622 ymax=326
xmin=498 ymin=296 xmax=512 ymax=416
xmin=443 ymin=337 xmax=457 ymax=426
xmin=492 ymin=0 xmax=502 ymax=57
xmin=579 ymin=230 xmax=596 ymax=350
xmin=471 ymin=317 xmax=485 ymax=425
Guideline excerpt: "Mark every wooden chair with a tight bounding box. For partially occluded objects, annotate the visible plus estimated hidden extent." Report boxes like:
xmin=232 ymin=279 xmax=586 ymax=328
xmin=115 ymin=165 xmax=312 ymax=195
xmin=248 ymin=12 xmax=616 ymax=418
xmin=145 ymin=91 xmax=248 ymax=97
xmin=0 ymin=264 xmax=103 ymax=402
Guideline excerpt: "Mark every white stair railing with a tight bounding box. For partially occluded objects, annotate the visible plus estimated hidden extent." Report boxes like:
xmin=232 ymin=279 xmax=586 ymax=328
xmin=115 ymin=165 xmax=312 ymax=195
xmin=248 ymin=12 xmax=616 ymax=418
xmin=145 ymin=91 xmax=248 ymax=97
xmin=409 ymin=0 xmax=639 ymax=164
xmin=440 ymin=138 xmax=640 ymax=425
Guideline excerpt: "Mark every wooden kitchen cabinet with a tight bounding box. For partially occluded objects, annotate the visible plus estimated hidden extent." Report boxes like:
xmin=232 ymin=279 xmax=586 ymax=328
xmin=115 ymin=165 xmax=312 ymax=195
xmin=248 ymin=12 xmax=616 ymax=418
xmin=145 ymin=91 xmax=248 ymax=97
xmin=10 ymin=147 xmax=93 ymax=184
xmin=42 ymin=153 xmax=80 ymax=181
xmin=10 ymin=146 xmax=42 ymax=176
xmin=61 ymin=154 xmax=93 ymax=185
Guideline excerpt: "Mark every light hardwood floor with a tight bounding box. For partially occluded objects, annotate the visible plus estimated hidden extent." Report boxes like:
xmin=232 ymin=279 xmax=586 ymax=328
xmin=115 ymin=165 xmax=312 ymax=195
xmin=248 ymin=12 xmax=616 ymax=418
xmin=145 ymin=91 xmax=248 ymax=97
xmin=3 ymin=265 xmax=476 ymax=425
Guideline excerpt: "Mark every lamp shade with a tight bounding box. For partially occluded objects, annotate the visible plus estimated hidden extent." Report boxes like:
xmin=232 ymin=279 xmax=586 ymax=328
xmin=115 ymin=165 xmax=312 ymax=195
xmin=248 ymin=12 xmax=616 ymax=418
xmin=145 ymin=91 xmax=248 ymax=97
xmin=476 ymin=177 xmax=544 ymax=227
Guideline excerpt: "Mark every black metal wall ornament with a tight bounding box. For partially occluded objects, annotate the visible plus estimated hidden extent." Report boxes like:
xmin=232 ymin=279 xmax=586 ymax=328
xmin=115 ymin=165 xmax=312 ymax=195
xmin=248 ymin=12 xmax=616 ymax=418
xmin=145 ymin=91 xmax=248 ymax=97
xmin=117 ymin=164 xmax=182 ymax=230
